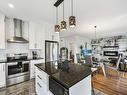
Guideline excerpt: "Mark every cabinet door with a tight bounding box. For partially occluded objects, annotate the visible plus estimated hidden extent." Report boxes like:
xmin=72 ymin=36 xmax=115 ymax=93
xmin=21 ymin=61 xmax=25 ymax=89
xmin=22 ymin=22 xmax=29 ymax=41
xmin=44 ymin=23 xmax=53 ymax=40
xmin=35 ymin=67 xmax=49 ymax=95
xmin=29 ymin=22 xmax=36 ymax=49
xmin=30 ymin=59 xmax=45 ymax=79
xmin=45 ymin=23 xmax=60 ymax=42
xmin=0 ymin=13 xmax=5 ymax=49
xmin=0 ymin=63 xmax=6 ymax=88
xmin=29 ymin=22 xmax=45 ymax=49
xmin=35 ymin=23 xmax=44 ymax=49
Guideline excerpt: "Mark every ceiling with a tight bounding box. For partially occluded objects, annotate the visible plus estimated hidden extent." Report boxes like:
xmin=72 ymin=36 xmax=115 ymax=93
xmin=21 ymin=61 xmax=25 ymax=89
xmin=0 ymin=0 xmax=127 ymax=39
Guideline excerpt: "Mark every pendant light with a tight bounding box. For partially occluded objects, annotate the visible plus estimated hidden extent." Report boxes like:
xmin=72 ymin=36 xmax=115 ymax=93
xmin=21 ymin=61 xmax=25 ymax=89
xmin=69 ymin=0 xmax=76 ymax=27
xmin=55 ymin=7 xmax=60 ymax=32
xmin=94 ymin=25 xmax=99 ymax=43
xmin=61 ymin=1 xmax=67 ymax=31
xmin=94 ymin=25 xmax=97 ymax=39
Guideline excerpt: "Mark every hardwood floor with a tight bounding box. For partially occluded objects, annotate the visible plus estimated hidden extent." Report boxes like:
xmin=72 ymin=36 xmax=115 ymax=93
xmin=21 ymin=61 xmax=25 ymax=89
xmin=0 ymin=79 xmax=105 ymax=95
xmin=92 ymin=70 xmax=127 ymax=95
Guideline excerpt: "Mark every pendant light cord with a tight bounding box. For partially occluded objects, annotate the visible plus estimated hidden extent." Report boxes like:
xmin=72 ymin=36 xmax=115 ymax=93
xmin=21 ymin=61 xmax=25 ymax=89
xmin=71 ymin=0 xmax=73 ymax=16
xmin=63 ymin=1 xmax=64 ymax=21
xmin=56 ymin=7 xmax=58 ymax=24
xmin=94 ymin=26 xmax=97 ymax=39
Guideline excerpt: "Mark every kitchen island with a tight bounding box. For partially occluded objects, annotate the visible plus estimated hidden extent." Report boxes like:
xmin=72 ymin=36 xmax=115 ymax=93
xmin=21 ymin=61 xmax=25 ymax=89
xmin=35 ymin=61 xmax=92 ymax=95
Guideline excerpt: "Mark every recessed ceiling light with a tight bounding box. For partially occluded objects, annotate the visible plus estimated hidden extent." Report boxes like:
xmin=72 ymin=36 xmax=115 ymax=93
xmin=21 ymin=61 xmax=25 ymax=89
xmin=8 ymin=3 xmax=15 ymax=8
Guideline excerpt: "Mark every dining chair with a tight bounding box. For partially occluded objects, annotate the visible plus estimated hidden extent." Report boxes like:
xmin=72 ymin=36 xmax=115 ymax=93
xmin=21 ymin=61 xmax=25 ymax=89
xmin=76 ymin=53 xmax=84 ymax=64
xmin=104 ymin=54 xmax=122 ymax=78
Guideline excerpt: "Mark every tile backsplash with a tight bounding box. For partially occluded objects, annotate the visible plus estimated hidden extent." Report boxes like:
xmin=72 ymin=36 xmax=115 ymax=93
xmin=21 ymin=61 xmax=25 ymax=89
xmin=0 ymin=43 xmax=42 ymax=60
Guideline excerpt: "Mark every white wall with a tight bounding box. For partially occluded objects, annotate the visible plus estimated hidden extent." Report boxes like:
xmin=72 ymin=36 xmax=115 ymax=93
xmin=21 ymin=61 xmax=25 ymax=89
xmin=60 ymin=35 xmax=91 ymax=63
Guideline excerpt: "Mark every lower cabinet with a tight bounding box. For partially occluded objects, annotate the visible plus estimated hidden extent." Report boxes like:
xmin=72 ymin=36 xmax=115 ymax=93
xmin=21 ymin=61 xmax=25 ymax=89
xmin=30 ymin=59 xmax=45 ymax=79
xmin=35 ymin=66 xmax=49 ymax=95
xmin=0 ymin=63 xmax=6 ymax=88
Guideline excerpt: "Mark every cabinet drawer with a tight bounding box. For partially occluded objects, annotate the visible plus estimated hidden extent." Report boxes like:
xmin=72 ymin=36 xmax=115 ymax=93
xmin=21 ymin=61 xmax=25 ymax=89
xmin=36 ymin=67 xmax=49 ymax=84
xmin=36 ymin=76 xmax=48 ymax=91
xmin=36 ymin=81 xmax=47 ymax=95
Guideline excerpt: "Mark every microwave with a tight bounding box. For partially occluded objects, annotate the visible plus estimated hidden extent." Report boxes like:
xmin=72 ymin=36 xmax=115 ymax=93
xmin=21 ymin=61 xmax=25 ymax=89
xmin=49 ymin=76 xmax=69 ymax=95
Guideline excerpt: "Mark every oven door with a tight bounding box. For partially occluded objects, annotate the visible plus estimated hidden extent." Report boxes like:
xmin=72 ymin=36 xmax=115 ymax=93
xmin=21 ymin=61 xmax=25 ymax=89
xmin=49 ymin=77 xmax=69 ymax=95
xmin=7 ymin=61 xmax=29 ymax=79
xmin=7 ymin=62 xmax=22 ymax=76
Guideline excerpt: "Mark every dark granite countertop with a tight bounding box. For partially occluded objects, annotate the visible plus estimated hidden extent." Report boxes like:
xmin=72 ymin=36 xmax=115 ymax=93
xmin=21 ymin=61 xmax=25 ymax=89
xmin=28 ymin=57 xmax=44 ymax=61
xmin=35 ymin=61 xmax=92 ymax=88
xmin=0 ymin=57 xmax=44 ymax=63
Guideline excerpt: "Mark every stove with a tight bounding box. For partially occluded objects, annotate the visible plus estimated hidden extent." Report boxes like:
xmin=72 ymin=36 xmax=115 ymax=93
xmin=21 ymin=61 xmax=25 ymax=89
xmin=6 ymin=53 xmax=30 ymax=86
xmin=7 ymin=53 xmax=28 ymax=62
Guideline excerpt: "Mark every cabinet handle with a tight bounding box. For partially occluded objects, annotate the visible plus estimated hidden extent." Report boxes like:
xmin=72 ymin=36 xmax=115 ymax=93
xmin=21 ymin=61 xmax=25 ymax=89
xmin=37 ymin=75 xmax=42 ymax=80
xmin=37 ymin=82 xmax=42 ymax=88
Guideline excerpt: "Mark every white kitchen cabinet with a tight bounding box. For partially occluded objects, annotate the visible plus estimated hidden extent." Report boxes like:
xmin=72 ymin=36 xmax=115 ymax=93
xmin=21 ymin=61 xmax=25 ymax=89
xmin=5 ymin=18 xmax=15 ymax=39
xmin=35 ymin=66 xmax=49 ymax=95
xmin=0 ymin=63 xmax=6 ymax=88
xmin=0 ymin=13 xmax=5 ymax=49
xmin=30 ymin=59 xmax=45 ymax=79
xmin=45 ymin=23 xmax=59 ymax=42
xmin=69 ymin=75 xmax=91 ymax=95
xmin=22 ymin=22 xmax=29 ymax=41
xmin=29 ymin=22 xmax=45 ymax=49
xmin=44 ymin=23 xmax=53 ymax=41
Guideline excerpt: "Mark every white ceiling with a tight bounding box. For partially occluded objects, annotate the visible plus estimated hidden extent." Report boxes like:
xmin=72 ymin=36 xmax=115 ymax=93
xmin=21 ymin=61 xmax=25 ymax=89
xmin=0 ymin=0 xmax=127 ymax=39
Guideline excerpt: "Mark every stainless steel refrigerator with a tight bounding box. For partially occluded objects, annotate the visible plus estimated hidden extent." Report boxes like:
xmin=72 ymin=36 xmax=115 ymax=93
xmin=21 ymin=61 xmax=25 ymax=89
xmin=45 ymin=41 xmax=59 ymax=62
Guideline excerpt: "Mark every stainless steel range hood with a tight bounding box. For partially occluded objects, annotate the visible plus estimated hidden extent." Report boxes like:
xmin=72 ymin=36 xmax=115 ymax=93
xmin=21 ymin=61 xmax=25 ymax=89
xmin=7 ymin=18 xmax=29 ymax=43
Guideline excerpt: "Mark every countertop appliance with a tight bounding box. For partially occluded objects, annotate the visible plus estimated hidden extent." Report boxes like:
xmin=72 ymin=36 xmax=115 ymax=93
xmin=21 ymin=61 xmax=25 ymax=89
xmin=49 ymin=76 xmax=69 ymax=95
xmin=45 ymin=41 xmax=59 ymax=62
xmin=32 ymin=51 xmax=38 ymax=59
xmin=6 ymin=53 xmax=30 ymax=86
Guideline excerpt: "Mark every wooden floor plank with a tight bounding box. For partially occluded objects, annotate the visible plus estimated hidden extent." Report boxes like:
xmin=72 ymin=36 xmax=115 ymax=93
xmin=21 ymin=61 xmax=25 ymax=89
xmin=92 ymin=71 xmax=127 ymax=95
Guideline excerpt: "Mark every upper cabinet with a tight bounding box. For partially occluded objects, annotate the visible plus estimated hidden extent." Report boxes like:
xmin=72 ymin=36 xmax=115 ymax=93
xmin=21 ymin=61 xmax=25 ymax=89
xmin=22 ymin=21 xmax=29 ymax=41
xmin=29 ymin=22 xmax=45 ymax=49
xmin=5 ymin=18 xmax=14 ymax=40
xmin=44 ymin=23 xmax=59 ymax=42
xmin=0 ymin=13 xmax=5 ymax=49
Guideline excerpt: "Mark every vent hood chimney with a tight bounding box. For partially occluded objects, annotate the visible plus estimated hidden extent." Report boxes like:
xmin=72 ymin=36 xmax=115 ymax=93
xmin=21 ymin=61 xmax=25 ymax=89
xmin=7 ymin=18 xmax=29 ymax=43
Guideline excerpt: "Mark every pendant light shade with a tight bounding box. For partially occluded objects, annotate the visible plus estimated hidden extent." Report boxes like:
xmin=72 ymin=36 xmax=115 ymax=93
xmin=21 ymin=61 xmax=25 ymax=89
xmin=55 ymin=24 xmax=60 ymax=32
xmin=69 ymin=0 xmax=76 ymax=27
xmin=55 ymin=7 xmax=60 ymax=32
xmin=61 ymin=21 xmax=67 ymax=31
xmin=61 ymin=1 xmax=67 ymax=31
xmin=69 ymin=16 xmax=76 ymax=27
